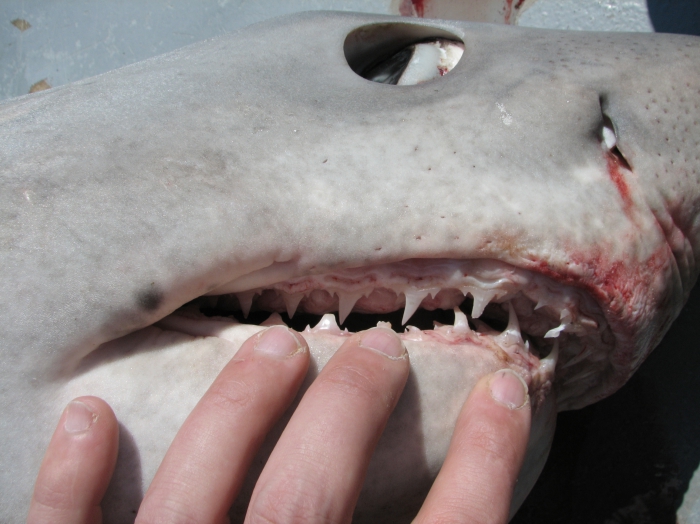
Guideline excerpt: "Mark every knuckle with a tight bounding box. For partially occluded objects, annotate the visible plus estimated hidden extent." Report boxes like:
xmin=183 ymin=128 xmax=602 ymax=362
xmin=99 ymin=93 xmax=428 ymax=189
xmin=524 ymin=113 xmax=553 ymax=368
xmin=207 ymin=377 xmax=259 ymax=414
xmin=247 ymin=484 xmax=323 ymax=524
xmin=137 ymin=505 xmax=200 ymax=524
xmin=320 ymin=362 xmax=384 ymax=402
xmin=465 ymin=418 xmax=519 ymax=466
xmin=32 ymin=482 xmax=72 ymax=513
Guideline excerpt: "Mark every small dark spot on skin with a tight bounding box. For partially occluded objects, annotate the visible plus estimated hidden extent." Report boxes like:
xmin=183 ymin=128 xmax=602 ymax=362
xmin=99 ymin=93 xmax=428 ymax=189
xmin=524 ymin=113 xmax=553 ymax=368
xmin=322 ymin=159 xmax=327 ymax=163
xmin=375 ymin=247 xmax=382 ymax=251
xmin=428 ymin=167 xmax=431 ymax=171
xmin=440 ymin=216 xmax=445 ymax=219
xmin=137 ymin=285 xmax=163 ymax=312
xmin=415 ymin=236 xmax=422 ymax=240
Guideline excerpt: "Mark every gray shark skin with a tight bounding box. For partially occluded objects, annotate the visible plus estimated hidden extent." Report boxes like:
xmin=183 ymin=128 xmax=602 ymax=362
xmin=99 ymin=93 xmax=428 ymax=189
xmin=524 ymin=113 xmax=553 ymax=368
xmin=1 ymin=11 xmax=699 ymax=523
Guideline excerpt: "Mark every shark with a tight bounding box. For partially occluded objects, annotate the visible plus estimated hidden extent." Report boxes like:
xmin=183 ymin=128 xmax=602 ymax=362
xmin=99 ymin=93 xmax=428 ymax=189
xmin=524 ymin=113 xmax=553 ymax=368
xmin=1 ymin=11 xmax=699 ymax=523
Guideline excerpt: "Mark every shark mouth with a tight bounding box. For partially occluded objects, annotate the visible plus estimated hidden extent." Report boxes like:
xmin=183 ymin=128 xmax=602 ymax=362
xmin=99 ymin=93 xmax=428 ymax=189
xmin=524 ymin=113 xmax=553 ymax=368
xmin=177 ymin=258 xmax=613 ymax=408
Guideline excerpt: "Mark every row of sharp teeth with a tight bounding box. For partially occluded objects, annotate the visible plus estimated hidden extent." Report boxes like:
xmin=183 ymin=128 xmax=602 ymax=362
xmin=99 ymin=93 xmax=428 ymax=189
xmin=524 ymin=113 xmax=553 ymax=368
xmin=236 ymin=287 xmax=500 ymax=324
xmin=260 ymin=302 xmax=560 ymax=373
xmin=233 ymin=287 xmax=574 ymax=340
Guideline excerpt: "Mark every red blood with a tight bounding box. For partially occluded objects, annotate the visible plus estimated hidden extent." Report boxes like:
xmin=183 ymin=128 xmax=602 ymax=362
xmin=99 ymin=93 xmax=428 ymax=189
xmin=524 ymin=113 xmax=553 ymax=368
xmin=412 ymin=0 xmax=426 ymax=17
xmin=504 ymin=0 xmax=514 ymax=23
xmin=606 ymin=151 xmax=634 ymax=213
xmin=504 ymin=0 xmax=526 ymax=24
xmin=531 ymin=243 xmax=670 ymax=314
xmin=399 ymin=0 xmax=426 ymax=17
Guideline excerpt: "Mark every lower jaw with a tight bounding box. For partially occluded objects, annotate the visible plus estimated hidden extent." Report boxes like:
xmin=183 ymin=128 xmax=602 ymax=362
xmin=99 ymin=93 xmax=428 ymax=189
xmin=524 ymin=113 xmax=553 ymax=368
xmin=81 ymin=305 xmax=559 ymax=521
xmin=157 ymin=305 xmax=557 ymax=524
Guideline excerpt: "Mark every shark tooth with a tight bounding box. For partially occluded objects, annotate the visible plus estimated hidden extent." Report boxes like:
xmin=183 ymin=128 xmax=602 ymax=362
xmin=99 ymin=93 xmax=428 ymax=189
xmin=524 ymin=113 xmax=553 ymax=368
xmin=235 ymin=291 xmax=256 ymax=318
xmin=337 ymin=290 xmax=365 ymax=324
xmin=282 ymin=292 xmax=304 ymax=319
xmin=312 ymin=313 xmax=342 ymax=334
xmin=544 ymin=324 xmax=566 ymax=338
xmin=495 ymin=301 xmax=524 ymax=348
xmin=463 ymin=287 xmax=498 ymax=319
xmin=453 ymin=308 xmax=472 ymax=334
xmin=402 ymin=288 xmax=431 ymax=325
xmin=537 ymin=339 xmax=559 ymax=378
xmin=403 ymin=325 xmax=423 ymax=341
xmin=545 ymin=307 xmax=574 ymax=338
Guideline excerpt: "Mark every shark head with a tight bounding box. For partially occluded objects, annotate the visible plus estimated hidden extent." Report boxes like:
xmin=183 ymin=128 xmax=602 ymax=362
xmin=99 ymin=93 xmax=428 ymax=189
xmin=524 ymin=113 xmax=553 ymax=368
xmin=1 ymin=11 xmax=699 ymax=522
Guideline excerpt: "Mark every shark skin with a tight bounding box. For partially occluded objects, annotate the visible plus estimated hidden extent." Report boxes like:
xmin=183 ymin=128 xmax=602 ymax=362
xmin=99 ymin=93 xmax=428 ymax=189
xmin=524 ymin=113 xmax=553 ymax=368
xmin=1 ymin=11 xmax=699 ymax=522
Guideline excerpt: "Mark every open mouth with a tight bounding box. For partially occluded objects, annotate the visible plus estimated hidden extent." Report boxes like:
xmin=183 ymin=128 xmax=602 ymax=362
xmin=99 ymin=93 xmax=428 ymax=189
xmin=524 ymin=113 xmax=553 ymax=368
xmin=177 ymin=258 xmax=613 ymax=407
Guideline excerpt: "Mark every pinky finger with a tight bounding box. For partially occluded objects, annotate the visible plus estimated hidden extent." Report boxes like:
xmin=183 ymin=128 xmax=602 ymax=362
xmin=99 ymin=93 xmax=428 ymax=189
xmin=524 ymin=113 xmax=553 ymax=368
xmin=27 ymin=396 xmax=119 ymax=524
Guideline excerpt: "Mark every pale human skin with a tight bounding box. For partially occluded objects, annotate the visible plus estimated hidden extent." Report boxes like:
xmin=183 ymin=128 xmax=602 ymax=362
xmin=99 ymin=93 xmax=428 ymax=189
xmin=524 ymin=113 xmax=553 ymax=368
xmin=27 ymin=326 xmax=531 ymax=524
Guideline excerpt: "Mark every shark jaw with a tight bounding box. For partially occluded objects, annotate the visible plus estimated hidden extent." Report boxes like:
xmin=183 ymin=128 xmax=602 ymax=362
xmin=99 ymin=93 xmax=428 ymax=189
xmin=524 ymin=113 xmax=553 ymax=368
xmin=71 ymin=257 xmax=561 ymax=523
xmin=190 ymin=256 xmax=607 ymax=405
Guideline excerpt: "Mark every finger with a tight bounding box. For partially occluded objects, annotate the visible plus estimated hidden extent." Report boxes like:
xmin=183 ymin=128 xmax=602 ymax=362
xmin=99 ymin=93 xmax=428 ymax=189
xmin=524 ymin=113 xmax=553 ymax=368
xmin=413 ymin=369 xmax=531 ymax=524
xmin=136 ymin=325 xmax=310 ymax=524
xmin=27 ymin=396 xmax=119 ymax=524
xmin=246 ymin=327 xmax=410 ymax=524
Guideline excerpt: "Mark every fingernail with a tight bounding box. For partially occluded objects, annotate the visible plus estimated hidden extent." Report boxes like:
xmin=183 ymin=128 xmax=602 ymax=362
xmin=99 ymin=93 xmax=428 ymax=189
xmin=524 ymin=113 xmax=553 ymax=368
xmin=64 ymin=401 xmax=98 ymax=434
xmin=255 ymin=326 xmax=304 ymax=358
xmin=489 ymin=369 xmax=529 ymax=409
xmin=359 ymin=328 xmax=406 ymax=359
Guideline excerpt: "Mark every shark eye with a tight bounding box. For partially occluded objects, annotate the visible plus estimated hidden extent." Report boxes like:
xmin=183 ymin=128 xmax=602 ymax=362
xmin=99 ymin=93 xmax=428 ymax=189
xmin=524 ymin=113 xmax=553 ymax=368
xmin=600 ymin=110 xmax=633 ymax=171
xmin=362 ymin=39 xmax=464 ymax=85
xmin=601 ymin=113 xmax=619 ymax=151
xmin=602 ymin=124 xmax=617 ymax=150
xmin=344 ymin=23 xmax=464 ymax=86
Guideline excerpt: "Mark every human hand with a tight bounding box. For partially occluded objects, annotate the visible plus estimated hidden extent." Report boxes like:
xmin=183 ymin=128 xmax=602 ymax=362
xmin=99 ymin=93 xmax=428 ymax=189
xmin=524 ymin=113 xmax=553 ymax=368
xmin=27 ymin=325 xmax=531 ymax=524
